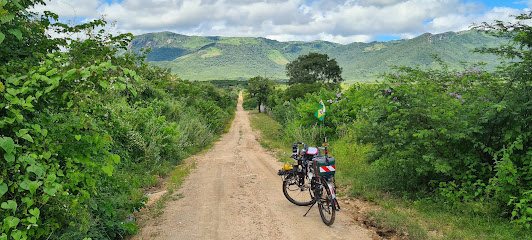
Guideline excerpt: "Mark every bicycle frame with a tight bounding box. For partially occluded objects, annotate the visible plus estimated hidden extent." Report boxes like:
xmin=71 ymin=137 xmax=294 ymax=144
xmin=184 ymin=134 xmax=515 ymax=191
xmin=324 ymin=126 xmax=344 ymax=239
xmin=280 ymin=142 xmax=340 ymax=225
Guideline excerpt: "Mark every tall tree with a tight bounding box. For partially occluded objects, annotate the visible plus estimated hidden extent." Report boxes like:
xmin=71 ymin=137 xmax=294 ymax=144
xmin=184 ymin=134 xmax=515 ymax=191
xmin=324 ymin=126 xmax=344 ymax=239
xmin=285 ymin=52 xmax=344 ymax=86
xmin=247 ymin=76 xmax=275 ymax=113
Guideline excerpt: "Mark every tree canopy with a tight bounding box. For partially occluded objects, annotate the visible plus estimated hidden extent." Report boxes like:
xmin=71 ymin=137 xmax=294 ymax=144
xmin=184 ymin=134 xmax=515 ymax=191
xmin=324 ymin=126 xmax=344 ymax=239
xmin=285 ymin=52 xmax=344 ymax=86
xmin=247 ymin=76 xmax=275 ymax=113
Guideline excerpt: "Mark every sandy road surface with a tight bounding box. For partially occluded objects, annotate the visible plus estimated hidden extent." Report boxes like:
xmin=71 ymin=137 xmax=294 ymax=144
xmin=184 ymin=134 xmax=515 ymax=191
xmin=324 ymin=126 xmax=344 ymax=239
xmin=134 ymin=92 xmax=373 ymax=240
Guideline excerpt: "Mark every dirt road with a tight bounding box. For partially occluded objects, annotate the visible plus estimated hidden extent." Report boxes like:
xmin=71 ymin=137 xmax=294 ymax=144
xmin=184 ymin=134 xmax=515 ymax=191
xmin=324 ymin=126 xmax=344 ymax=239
xmin=134 ymin=92 xmax=373 ymax=239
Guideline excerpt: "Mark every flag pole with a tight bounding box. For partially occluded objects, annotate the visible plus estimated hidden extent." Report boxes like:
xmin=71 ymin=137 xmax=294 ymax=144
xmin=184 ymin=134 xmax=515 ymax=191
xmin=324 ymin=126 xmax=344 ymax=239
xmin=321 ymin=100 xmax=325 ymax=144
xmin=315 ymin=100 xmax=327 ymax=144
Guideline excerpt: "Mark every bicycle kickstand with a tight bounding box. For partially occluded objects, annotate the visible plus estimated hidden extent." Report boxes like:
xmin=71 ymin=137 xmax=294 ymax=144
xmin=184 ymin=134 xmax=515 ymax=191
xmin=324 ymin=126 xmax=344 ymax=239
xmin=303 ymin=201 xmax=316 ymax=217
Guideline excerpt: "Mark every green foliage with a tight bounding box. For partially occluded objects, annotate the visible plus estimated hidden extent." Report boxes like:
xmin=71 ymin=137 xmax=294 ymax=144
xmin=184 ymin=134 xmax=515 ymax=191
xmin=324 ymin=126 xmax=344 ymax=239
xmin=0 ymin=2 xmax=237 ymax=239
xmin=286 ymin=52 xmax=344 ymax=86
xmin=267 ymin=83 xmax=376 ymax=145
xmin=242 ymin=96 xmax=258 ymax=111
xmin=282 ymin=82 xmax=326 ymax=100
xmin=203 ymin=79 xmax=248 ymax=89
xmin=246 ymin=76 xmax=275 ymax=113
xmin=250 ymin=104 xmax=532 ymax=239
xmin=259 ymin=12 xmax=532 ymax=230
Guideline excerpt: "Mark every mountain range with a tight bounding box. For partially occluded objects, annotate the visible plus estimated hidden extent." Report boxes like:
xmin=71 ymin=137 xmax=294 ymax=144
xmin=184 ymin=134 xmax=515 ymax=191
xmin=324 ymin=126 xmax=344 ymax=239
xmin=128 ymin=31 xmax=507 ymax=82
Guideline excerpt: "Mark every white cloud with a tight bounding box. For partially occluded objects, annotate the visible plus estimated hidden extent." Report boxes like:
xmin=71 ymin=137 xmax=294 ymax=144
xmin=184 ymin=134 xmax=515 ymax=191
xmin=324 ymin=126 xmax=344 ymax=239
xmin=32 ymin=0 xmax=102 ymax=18
xmin=31 ymin=0 xmax=531 ymax=44
xmin=425 ymin=7 xmax=524 ymax=33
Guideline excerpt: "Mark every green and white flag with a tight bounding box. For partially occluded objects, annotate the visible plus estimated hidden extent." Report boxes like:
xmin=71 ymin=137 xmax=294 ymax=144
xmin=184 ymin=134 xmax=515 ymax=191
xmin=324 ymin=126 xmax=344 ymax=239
xmin=314 ymin=100 xmax=326 ymax=121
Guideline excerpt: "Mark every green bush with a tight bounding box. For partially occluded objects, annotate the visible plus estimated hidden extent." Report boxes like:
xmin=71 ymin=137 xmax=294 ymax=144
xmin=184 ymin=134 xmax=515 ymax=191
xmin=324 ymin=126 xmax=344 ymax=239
xmin=0 ymin=2 xmax=237 ymax=239
xmin=262 ymin=13 xmax=532 ymax=227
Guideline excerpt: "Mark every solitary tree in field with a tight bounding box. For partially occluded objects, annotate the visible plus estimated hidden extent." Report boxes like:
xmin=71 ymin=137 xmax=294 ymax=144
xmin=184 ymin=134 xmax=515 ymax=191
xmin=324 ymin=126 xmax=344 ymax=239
xmin=286 ymin=52 xmax=344 ymax=86
xmin=247 ymin=76 xmax=275 ymax=113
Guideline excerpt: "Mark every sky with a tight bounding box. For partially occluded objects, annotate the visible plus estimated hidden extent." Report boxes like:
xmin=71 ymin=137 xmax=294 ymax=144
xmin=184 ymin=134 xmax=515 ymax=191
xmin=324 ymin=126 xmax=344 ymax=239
xmin=33 ymin=0 xmax=532 ymax=44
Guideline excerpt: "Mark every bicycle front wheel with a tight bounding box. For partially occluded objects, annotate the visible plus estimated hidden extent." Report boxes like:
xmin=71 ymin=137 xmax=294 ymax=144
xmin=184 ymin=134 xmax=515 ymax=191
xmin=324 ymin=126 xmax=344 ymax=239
xmin=283 ymin=171 xmax=315 ymax=206
xmin=318 ymin=180 xmax=336 ymax=226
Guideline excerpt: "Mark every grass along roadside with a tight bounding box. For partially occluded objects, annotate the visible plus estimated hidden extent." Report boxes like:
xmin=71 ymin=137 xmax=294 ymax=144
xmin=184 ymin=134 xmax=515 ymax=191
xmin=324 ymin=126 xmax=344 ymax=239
xmin=248 ymin=111 xmax=532 ymax=240
xmin=248 ymin=110 xmax=292 ymax=162
xmin=151 ymin=160 xmax=196 ymax=218
xmin=136 ymin=106 xmax=238 ymax=223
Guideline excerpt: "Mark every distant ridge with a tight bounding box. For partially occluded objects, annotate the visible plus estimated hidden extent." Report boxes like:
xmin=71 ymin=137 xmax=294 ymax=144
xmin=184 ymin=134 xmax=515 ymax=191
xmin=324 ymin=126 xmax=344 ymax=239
xmin=128 ymin=31 xmax=506 ymax=82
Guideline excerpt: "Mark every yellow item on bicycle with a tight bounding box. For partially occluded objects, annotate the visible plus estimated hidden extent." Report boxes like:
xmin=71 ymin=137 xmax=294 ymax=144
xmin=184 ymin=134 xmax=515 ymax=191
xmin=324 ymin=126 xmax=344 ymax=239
xmin=281 ymin=162 xmax=293 ymax=171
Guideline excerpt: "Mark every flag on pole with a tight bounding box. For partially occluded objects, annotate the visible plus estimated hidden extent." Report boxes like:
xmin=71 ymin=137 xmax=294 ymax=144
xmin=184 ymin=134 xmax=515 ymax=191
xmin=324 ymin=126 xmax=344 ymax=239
xmin=314 ymin=100 xmax=326 ymax=121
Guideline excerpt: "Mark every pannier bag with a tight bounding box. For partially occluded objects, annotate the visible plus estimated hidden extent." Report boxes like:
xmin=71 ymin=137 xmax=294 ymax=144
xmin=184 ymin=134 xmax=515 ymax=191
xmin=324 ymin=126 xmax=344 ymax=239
xmin=313 ymin=156 xmax=335 ymax=177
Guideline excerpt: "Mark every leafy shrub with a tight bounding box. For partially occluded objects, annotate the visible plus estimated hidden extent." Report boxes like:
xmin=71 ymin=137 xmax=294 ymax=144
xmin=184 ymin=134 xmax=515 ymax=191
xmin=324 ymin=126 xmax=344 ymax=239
xmin=262 ymin=12 xmax=532 ymax=227
xmin=0 ymin=2 xmax=237 ymax=239
xmin=243 ymin=96 xmax=258 ymax=110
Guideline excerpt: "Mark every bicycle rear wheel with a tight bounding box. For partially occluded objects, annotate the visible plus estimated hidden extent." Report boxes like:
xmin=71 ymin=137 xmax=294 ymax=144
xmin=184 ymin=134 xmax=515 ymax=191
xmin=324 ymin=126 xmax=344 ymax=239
xmin=282 ymin=171 xmax=315 ymax=206
xmin=318 ymin=181 xmax=335 ymax=226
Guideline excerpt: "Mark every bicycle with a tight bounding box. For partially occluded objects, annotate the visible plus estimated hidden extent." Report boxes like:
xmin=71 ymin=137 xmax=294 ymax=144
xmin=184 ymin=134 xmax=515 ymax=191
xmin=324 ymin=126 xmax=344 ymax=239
xmin=278 ymin=142 xmax=340 ymax=226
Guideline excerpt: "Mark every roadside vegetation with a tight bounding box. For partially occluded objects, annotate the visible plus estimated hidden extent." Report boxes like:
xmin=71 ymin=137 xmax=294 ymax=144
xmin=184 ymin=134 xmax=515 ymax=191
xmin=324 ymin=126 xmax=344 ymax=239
xmin=0 ymin=1 xmax=236 ymax=239
xmin=245 ymin=12 xmax=532 ymax=239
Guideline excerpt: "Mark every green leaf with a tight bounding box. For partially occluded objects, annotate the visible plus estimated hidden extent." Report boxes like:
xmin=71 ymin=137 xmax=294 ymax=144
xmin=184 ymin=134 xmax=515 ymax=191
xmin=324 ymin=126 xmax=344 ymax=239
xmin=19 ymin=179 xmax=30 ymax=191
xmin=527 ymin=208 xmax=532 ymax=215
xmin=0 ymin=137 xmax=15 ymax=153
xmin=27 ymin=216 xmax=37 ymax=224
xmin=0 ymin=183 xmax=7 ymax=198
xmin=43 ymin=187 xmax=57 ymax=196
xmin=515 ymin=142 xmax=523 ymax=150
xmin=0 ymin=81 xmax=4 ymax=92
xmin=102 ymin=165 xmax=114 ymax=177
xmin=81 ymin=70 xmax=90 ymax=78
xmin=11 ymin=230 xmax=21 ymax=240
xmin=99 ymin=81 xmax=109 ymax=89
xmin=31 ymin=124 xmax=41 ymax=133
xmin=27 ymin=165 xmax=44 ymax=178
xmin=1 ymin=200 xmax=17 ymax=214
xmin=0 ymin=31 xmax=5 ymax=44
xmin=46 ymin=68 xmax=57 ymax=77
xmin=20 ymin=134 xmax=33 ymax=143
xmin=8 ymin=29 xmax=22 ymax=40
xmin=1 ymin=13 xmax=15 ymax=24
xmin=130 ymin=87 xmax=137 ymax=97
xmin=17 ymin=129 xmax=29 ymax=136
xmin=46 ymin=173 xmax=56 ymax=183
xmin=22 ymin=197 xmax=34 ymax=210
xmin=0 ymin=233 xmax=6 ymax=240
xmin=112 ymin=154 xmax=120 ymax=164
xmin=28 ymin=181 xmax=42 ymax=195
xmin=75 ymin=135 xmax=81 ymax=141
xmin=4 ymin=153 xmax=15 ymax=163
xmin=3 ymin=216 xmax=20 ymax=229
xmin=29 ymin=208 xmax=40 ymax=218
xmin=116 ymin=82 xmax=126 ymax=90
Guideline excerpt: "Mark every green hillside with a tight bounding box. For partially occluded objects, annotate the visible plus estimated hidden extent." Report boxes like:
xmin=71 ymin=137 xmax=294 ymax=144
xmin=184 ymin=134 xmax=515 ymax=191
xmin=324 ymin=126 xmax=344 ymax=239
xmin=129 ymin=31 xmax=507 ymax=82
